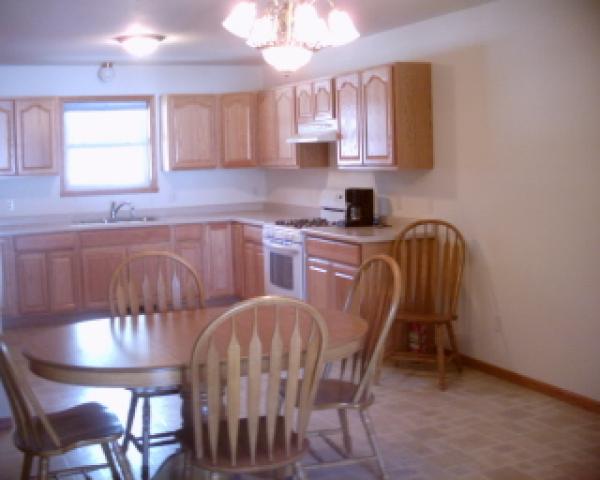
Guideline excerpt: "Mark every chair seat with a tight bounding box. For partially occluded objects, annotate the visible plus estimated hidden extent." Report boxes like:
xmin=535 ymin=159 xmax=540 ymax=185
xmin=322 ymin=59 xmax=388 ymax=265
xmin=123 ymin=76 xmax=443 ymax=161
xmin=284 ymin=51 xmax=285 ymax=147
xmin=180 ymin=416 xmax=308 ymax=473
xmin=313 ymin=379 xmax=373 ymax=409
xmin=14 ymin=402 xmax=123 ymax=454
xmin=396 ymin=311 xmax=457 ymax=323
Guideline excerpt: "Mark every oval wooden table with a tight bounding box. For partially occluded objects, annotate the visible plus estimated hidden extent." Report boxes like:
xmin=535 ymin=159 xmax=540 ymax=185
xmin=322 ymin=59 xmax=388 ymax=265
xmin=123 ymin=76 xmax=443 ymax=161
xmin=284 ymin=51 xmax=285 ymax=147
xmin=21 ymin=306 xmax=367 ymax=389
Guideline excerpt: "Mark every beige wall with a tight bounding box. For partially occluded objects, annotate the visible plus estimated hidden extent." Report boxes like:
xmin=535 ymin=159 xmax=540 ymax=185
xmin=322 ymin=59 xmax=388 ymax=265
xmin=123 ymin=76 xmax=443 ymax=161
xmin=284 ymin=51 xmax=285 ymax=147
xmin=265 ymin=0 xmax=600 ymax=400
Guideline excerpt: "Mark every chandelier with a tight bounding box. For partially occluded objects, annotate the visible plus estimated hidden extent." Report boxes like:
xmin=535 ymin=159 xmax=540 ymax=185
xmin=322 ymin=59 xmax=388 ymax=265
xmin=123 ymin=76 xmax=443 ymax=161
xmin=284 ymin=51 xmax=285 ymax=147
xmin=222 ymin=1 xmax=360 ymax=73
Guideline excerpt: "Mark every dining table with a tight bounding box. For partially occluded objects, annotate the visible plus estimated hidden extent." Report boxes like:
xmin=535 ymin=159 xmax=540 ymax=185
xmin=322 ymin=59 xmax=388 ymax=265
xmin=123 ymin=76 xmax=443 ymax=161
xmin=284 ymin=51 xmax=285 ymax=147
xmin=13 ymin=304 xmax=368 ymax=479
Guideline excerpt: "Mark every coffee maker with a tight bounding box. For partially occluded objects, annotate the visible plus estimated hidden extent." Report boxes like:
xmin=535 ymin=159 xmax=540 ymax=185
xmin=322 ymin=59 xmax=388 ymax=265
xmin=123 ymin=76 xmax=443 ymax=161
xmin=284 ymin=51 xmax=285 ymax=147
xmin=345 ymin=188 xmax=374 ymax=226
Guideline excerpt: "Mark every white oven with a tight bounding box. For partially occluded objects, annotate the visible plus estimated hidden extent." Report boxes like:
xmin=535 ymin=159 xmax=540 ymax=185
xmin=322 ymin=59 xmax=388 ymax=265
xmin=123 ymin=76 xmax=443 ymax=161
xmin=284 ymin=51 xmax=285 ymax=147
xmin=263 ymin=225 xmax=305 ymax=300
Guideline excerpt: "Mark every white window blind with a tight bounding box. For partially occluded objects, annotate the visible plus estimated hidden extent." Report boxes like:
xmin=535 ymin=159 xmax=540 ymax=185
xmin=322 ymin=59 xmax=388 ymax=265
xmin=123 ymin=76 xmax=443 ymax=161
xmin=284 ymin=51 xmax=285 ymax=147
xmin=62 ymin=99 xmax=154 ymax=193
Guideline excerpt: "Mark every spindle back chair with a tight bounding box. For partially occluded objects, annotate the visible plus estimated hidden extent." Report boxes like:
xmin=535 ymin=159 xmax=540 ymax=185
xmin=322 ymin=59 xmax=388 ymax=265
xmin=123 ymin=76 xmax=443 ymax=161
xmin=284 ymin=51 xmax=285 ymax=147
xmin=389 ymin=219 xmax=466 ymax=389
xmin=305 ymin=255 xmax=401 ymax=479
xmin=0 ymin=342 xmax=132 ymax=480
xmin=109 ymin=250 xmax=205 ymax=316
xmin=185 ymin=296 xmax=328 ymax=477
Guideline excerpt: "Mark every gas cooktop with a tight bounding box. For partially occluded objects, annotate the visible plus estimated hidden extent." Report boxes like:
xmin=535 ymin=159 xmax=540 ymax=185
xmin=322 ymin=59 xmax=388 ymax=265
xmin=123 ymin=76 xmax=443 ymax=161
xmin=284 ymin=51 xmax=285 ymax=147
xmin=274 ymin=218 xmax=332 ymax=229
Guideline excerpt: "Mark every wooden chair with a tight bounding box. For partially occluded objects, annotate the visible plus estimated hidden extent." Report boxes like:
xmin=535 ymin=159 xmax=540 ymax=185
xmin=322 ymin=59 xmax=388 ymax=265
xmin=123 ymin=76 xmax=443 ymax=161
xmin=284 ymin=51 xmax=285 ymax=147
xmin=0 ymin=341 xmax=133 ymax=480
xmin=108 ymin=250 xmax=205 ymax=480
xmin=304 ymin=254 xmax=401 ymax=480
xmin=388 ymin=220 xmax=466 ymax=390
xmin=181 ymin=295 xmax=328 ymax=479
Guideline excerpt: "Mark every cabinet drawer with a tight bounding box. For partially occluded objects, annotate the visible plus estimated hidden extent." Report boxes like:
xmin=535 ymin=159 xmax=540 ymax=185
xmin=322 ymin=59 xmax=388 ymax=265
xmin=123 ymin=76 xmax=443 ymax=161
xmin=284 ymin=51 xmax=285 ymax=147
xmin=306 ymin=236 xmax=361 ymax=266
xmin=79 ymin=226 xmax=171 ymax=247
xmin=243 ymin=224 xmax=262 ymax=243
xmin=174 ymin=224 xmax=204 ymax=241
xmin=15 ymin=232 xmax=77 ymax=252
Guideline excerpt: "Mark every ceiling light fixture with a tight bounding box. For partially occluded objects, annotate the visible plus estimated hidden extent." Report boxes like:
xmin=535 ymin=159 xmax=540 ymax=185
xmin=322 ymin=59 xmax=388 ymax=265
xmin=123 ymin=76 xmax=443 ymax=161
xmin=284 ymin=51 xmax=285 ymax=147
xmin=115 ymin=33 xmax=166 ymax=57
xmin=97 ymin=62 xmax=116 ymax=83
xmin=223 ymin=1 xmax=360 ymax=74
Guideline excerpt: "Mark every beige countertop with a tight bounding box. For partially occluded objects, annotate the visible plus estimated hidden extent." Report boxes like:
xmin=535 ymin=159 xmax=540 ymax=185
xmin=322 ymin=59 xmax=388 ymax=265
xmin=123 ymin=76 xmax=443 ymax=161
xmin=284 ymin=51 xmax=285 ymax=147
xmin=0 ymin=204 xmax=410 ymax=244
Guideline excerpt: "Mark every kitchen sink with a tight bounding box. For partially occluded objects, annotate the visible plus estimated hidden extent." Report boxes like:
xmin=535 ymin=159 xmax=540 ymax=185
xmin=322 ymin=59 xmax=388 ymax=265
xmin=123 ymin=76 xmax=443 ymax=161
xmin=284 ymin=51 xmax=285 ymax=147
xmin=74 ymin=216 xmax=158 ymax=225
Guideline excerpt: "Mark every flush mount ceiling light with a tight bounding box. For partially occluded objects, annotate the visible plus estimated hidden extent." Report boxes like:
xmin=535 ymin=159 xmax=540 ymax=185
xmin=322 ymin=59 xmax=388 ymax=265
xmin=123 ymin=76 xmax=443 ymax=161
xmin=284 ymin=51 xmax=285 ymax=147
xmin=223 ymin=0 xmax=360 ymax=74
xmin=97 ymin=62 xmax=116 ymax=83
xmin=115 ymin=33 xmax=166 ymax=57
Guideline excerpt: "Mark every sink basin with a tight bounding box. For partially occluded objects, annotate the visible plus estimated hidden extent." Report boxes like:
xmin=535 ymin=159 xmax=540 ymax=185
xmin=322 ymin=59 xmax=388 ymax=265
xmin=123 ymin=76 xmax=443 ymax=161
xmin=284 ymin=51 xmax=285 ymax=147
xmin=75 ymin=216 xmax=158 ymax=225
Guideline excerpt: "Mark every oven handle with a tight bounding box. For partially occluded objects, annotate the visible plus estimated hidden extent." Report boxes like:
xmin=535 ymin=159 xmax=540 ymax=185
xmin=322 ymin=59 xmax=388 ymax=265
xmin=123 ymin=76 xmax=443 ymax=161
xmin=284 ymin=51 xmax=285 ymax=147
xmin=263 ymin=241 xmax=302 ymax=255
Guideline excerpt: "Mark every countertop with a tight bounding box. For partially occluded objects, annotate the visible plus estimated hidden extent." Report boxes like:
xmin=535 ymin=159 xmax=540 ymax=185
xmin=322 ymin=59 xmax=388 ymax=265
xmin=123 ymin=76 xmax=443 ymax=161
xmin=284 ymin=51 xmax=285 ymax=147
xmin=0 ymin=204 xmax=410 ymax=244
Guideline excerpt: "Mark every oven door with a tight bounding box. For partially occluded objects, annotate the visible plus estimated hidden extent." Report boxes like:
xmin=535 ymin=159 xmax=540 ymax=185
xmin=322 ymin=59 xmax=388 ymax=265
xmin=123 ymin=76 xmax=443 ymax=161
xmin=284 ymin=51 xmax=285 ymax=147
xmin=263 ymin=241 xmax=304 ymax=300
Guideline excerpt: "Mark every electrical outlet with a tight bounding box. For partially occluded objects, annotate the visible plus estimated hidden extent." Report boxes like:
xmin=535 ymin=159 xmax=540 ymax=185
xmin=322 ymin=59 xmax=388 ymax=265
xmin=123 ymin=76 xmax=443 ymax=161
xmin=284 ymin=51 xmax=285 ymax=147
xmin=6 ymin=199 xmax=15 ymax=212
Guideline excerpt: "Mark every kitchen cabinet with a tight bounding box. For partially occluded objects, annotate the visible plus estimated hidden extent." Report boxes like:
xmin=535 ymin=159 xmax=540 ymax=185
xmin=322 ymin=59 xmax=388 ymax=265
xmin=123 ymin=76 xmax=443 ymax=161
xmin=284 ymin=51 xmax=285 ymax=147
xmin=257 ymin=86 xmax=329 ymax=169
xmin=204 ymin=223 xmax=234 ymax=298
xmin=0 ymin=97 xmax=59 ymax=176
xmin=231 ymin=223 xmax=245 ymax=298
xmin=162 ymin=94 xmax=219 ymax=170
xmin=305 ymin=236 xmax=390 ymax=311
xmin=0 ymin=238 xmax=17 ymax=321
xmin=295 ymin=78 xmax=334 ymax=124
xmin=173 ymin=224 xmax=206 ymax=291
xmin=335 ymin=63 xmax=432 ymax=169
xmin=220 ymin=92 xmax=257 ymax=168
xmin=242 ymin=224 xmax=264 ymax=299
xmin=14 ymin=233 xmax=80 ymax=315
xmin=0 ymin=101 xmax=16 ymax=175
xmin=79 ymin=227 xmax=171 ymax=310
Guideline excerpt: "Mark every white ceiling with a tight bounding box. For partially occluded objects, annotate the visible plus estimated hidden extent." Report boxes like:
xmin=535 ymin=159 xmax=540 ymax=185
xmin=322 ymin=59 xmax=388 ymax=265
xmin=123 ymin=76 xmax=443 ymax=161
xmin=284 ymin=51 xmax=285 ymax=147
xmin=0 ymin=0 xmax=492 ymax=65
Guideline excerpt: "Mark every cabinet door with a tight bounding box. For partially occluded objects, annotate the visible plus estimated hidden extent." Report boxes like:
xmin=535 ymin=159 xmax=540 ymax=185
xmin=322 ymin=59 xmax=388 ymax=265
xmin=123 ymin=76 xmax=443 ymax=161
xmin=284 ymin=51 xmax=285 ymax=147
xmin=81 ymin=246 xmax=126 ymax=310
xmin=274 ymin=87 xmax=296 ymax=167
xmin=166 ymin=95 xmax=218 ymax=169
xmin=16 ymin=252 xmax=48 ymax=314
xmin=0 ymin=100 xmax=16 ymax=175
xmin=314 ymin=79 xmax=334 ymax=121
xmin=15 ymin=98 xmax=58 ymax=175
xmin=306 ymin=257 xmax=330 ymax=309
xmin=256 ymin=91 xmax=277 ymax=166
xmin=335 ymin=73 xmax=362 ymax=165
xmin=362 ymin=66 xmax=394 ymax=166
xmin=221 ymin=93 xmax=256 ymax=167
xmin=331 ymin=262 xmax=358 ymax=311
xmin=48 ymin=250 xmax=80 ymax=313
xmin=231 ymin=223 xmax=245 ymax=297
xmin=243 ymin=242 xmax=264 ymax=298
xmin=205 ymin=223 xmax=234 ymax=298
xmin=255 ymin=245 xmax=265 ymax=296
xmin=295 ymin=82 xmax=314 ymax=124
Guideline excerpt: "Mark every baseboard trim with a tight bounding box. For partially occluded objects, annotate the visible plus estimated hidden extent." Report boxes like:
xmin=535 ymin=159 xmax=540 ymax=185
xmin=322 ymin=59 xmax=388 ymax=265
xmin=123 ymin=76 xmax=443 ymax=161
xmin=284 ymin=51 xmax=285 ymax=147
xmin=0 ymin=416 xmax=12 ymax=431
xmin=461 ymin=355 xmax=600 ymax=414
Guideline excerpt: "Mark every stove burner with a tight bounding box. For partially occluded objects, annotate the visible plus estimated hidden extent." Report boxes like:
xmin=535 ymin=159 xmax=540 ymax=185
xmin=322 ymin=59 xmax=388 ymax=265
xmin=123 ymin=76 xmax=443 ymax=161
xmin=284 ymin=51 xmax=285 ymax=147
xmin=274 ymin=217 xmax=331 ymax=229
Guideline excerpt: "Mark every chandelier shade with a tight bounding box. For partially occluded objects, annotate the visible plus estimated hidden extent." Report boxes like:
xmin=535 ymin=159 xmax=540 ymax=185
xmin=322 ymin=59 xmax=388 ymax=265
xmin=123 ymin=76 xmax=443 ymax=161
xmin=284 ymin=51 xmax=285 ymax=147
xmin=223 ymin=0 xmax=360 ymax=73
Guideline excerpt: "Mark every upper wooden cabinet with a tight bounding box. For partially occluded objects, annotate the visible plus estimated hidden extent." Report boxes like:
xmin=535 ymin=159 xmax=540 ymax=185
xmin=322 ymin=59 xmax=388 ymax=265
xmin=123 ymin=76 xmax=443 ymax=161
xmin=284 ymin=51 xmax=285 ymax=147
xmin=257 ymin=86 xmax=329 ymax=169
xmin=220 ymin=92 xmax=257 ymax=168
xmin=295 ymin=78 xmax=334 ymax=125
xmin=0 ymin=97 xmax=58 ymax=176
xmin=162 ymin=95 xmax=219 ymax=170
xmin=336 ymin=63 xmax=432 ymax=169
xmin=0 ymin=100 xmax=16 ymax=175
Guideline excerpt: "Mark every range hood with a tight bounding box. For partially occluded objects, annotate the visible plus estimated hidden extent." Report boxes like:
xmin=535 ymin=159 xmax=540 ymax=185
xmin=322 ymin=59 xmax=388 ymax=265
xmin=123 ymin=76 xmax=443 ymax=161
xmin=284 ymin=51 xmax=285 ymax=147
xmin=287 ymin=119 xmax=338 ymax=144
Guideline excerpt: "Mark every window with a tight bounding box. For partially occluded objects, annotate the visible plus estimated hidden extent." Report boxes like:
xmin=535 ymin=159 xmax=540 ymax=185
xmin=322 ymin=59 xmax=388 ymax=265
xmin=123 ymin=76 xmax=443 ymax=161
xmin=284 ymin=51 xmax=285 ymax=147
xmin=61 ymin=96 xmax=156 ymax=195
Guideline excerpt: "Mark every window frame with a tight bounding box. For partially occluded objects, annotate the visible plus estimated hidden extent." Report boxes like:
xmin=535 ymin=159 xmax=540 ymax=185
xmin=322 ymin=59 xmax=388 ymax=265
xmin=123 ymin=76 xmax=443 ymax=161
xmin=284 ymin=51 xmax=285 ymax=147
xmin=59 ymin=95 xmax=158 ymax=196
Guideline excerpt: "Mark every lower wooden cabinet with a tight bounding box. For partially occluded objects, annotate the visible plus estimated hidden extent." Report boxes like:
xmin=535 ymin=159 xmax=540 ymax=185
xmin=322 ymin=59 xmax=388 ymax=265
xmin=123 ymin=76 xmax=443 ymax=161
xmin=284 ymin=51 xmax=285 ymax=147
xmin=241 ymin=224 xmax=264 ymax=299
xmin=204 ymin=223 xmax=234 ymax=298
xmin=80 ymin=246 xmax=126 ymax=310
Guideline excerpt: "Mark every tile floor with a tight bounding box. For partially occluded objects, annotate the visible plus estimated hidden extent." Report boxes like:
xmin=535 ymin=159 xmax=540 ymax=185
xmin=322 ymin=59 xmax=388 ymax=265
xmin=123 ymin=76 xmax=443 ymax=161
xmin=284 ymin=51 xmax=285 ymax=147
xmin=1 ymin=352 xmax=599 ymax=480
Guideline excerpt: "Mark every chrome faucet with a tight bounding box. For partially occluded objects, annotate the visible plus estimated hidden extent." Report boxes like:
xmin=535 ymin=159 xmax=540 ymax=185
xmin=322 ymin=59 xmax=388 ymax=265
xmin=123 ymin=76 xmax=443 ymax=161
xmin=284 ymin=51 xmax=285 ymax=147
xmin=109 ymin=201 xmax=134 ymax=221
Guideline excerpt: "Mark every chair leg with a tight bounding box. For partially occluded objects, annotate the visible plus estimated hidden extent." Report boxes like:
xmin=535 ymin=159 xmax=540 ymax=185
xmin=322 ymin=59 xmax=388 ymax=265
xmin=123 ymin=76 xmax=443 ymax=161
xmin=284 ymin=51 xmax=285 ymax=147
xmin=337 ymin=408 xmax=353 ymax=456
xmin=101 ymin=442 xmax=120 ymax=479
xmin=122 ymin=391 xmax=139 ymax=452
xmin=20 ymin=453 xmax=34 ymax=480
xmin=435 ymin=324 xmax=447 ymax=390
xmin=359 ymin=409 xmax=388 ymax=480
xmin=38 ymin=456 xmax=49 ymax=480
xmin=446 ymin=322 xmax=462 ymax=372
xmin=295 ymin=461 xmax=308 ymax=480
xmin=142 ymin=396 xmax=151 ymax=480
xmin=110 ymin=439 xmax=134 ymax=480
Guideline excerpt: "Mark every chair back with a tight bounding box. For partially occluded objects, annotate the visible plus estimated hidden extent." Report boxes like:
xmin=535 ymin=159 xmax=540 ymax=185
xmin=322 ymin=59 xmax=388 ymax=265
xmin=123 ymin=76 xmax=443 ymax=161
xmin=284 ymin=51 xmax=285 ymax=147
xmin=392 ymin=220 xmax=466 ymax=317
xmin=189 ymin=296 xmax=328 ymax=468
xmin=341 ymin=255 xmax=401 ymax=403
xmin=0 ymin=342 xmax=61 ymax=449
xmin=108 ymin=250 xmax=205 ymax=316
